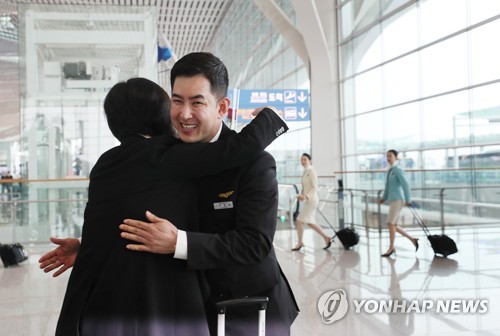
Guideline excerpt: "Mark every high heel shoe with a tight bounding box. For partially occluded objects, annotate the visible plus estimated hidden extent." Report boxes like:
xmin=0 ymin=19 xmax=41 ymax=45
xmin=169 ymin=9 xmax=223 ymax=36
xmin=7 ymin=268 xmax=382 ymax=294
xmin=413 ymin=238 xmax=419 ymax=252
xmin=323 ymin=239 xmax=332 ymax=250
xmin=381 ymin=248 xmax=396 ymax=257
xmin=291 ymin=243 xmax=304 ymax=251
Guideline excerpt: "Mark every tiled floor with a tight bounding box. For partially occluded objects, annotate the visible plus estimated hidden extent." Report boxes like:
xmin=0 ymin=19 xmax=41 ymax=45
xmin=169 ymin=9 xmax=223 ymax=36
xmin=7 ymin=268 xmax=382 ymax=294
xmin=1 ymin=225 xmax=499 ymax=336
xmin=280 ymin=225 xmax=500 ymax=336
xmin=0 ymin=244 xmax=69 ymax=336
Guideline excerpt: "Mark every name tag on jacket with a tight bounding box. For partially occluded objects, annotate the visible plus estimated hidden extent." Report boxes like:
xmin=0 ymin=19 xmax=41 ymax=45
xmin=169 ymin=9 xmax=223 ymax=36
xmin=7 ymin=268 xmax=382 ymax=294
xmin=213 ymin=201 xmax=234 ymax=210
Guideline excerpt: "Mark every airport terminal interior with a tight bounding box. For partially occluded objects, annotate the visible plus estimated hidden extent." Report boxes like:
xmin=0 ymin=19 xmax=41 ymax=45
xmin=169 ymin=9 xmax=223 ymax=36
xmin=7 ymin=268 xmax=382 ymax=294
xmin=1 ymin=0 xmax=499 ymax=335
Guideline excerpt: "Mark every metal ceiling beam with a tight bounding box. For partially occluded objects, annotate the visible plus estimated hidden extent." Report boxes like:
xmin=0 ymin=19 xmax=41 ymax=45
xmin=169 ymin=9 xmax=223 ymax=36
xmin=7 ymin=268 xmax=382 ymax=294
xmin=33 ymin=31 xmax=146 ymax=44
xmin=29 ymin=12 xmax=149 ymax=21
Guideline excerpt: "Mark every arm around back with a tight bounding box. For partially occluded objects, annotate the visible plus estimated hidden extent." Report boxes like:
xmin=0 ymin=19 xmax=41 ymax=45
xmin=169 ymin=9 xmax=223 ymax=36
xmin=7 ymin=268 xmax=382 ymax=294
xmin=153 ymin=108 xmax=288 ymax=178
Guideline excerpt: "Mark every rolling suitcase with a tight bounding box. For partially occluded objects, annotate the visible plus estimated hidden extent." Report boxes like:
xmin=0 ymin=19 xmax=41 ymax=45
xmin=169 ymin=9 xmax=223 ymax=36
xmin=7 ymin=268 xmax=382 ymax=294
xmin=409 ymin=205 xmax=458 ymax=257
xmin=0 ymin=242 xmax=28 ymax=267
xmin=317 ymin=208 xmax=359 ymax=250
xmin=216 ymin=296 xmax=268 ymax=336
xmin=334 ymin=228 xmax=360 ymax=250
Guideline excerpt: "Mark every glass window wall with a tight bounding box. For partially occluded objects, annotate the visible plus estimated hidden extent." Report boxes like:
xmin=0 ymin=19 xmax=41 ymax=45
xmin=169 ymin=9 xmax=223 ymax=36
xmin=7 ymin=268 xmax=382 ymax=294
xmin=339 ymin=0 xmax=500 ymax=226
xmin=420 ymin=33 xmax=469 ymax=97
xmin=208 ymin=0 xmax=309 ymax=180
xmin=354 ymin=67 xmax=382 ymax=113
xmin=381 ymin=3 xmax=418 ymax=62
xmin=2 ymin=4 xmax=158 ymax=243
xmin=419 ymin=0 xmax=467 ymax=46
xmin=421 ymin=91 xmax=470 ymax=148
xmin=470 ymin=19 xmax=500 ymax=86
xmin=381 ymin=53 xmax=419 ymax=106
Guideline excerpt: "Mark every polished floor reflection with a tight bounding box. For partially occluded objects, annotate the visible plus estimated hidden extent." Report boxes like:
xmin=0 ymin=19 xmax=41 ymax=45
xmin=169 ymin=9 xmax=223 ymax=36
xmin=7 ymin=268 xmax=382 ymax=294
xmin=1 ymin=225 xmax=499 ymax=336
xmin=278 ymin=225 xmax=500 ymax=336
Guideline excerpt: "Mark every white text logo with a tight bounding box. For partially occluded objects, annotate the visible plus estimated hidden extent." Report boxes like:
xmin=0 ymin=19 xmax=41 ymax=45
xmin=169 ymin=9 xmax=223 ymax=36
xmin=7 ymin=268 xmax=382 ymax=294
xmin=317 ymin=289 xmax=349 ymax=324
xmin=353 ymin=299 xmax=488 ymax=314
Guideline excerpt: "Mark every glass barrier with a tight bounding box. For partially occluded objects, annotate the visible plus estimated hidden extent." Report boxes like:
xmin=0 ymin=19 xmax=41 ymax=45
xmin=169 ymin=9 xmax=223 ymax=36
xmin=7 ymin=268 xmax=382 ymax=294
xmin=278 ymin=180 xmax=341 ymax=232
xmin=2 ymin=170 xmax=499 ymax=244
xmin=0 ymin=178 xmax=88 ymax=243
xmin=278 ymin=168 xmax=500 ymax=233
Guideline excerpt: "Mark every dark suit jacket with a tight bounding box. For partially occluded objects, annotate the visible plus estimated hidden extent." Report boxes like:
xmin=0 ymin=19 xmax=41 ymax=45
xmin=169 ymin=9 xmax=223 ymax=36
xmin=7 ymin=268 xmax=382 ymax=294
xmin=187 ymin=125 xmax=299 ymax=336
xmin=55 ymin=109 xmax=288 ymax=336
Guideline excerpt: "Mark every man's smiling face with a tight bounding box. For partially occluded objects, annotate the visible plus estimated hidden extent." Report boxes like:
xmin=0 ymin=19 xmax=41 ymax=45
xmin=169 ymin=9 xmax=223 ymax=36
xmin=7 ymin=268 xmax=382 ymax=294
xmin=170 ymin=74 xmax=228 ymax=143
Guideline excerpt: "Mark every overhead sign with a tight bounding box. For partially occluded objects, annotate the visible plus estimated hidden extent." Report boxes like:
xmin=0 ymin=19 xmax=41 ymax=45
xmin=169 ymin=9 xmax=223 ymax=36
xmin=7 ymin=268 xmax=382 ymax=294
xmin=230 ymin=89 xmax=310 ymax=123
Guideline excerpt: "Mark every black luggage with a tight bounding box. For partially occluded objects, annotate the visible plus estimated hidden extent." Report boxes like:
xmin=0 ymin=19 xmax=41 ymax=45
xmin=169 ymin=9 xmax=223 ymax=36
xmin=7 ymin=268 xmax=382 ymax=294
xmin=317 ymin=208 xmax=359 ymax=250
xmin=427 ymin=234 xmax=458 ymax=257
xmin=0 ymin=243 xmax=28 ymax=267
xmin=409 ymin=206 xmax=458 ymax=257
xmin=216 ymin=296 xmax=268 ymax=336
xmin=334 ymin=228 xmax=360 ymax=250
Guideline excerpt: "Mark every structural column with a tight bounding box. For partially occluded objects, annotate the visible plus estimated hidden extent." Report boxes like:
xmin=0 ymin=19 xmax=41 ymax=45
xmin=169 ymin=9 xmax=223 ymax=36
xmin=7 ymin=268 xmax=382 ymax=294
xmin=291 ymin=0 xmax=341 ymax=176
xmin=253 ymin=0 xmax=342 ymax=176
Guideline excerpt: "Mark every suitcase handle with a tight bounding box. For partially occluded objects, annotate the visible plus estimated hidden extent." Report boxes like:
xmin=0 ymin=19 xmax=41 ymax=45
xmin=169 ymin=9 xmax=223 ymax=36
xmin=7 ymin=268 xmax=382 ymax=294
xmin=216 ymin=296 xmax=269 ymax=313
xmin=409 ymin=204 xmax=431 ymax=236
xmin=216 ymin=296 xmax=269 ymax=336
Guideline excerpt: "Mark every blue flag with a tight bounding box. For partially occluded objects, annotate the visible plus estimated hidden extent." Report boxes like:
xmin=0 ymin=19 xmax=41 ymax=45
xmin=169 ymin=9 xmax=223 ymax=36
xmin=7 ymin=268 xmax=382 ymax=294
xmin=157 ymin=33 xmax=177 ymax=63
xmin=158 ymin=45 xmax=173 ymax=62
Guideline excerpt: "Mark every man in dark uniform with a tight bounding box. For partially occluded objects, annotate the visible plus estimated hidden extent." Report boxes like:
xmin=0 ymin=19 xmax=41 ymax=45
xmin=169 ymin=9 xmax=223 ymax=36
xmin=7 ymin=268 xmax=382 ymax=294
xmin=121 ymin=52 xmax=299 ymax=335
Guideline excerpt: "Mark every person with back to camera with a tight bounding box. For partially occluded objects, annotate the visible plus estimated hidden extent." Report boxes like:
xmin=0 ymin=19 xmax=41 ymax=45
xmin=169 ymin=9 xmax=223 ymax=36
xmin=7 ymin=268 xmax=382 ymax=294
xmin=291 ymin=153 xmax=333 ymax=251
xmin=378 ymin=149 xmax=419 ymax=257
xmin=43 ymin=77 xmax=288 ymax=335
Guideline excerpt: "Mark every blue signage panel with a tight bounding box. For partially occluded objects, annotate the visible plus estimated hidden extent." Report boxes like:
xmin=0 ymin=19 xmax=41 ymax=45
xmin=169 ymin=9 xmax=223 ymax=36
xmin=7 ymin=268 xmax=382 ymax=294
xmin=231 ymin=89 xmax=310 ymax=123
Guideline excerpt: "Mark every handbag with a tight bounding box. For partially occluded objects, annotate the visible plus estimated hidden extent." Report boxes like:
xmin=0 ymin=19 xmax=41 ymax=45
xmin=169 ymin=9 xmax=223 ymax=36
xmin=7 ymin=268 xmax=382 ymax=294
xmin=0 ymin=243 xmax=28 ymax=267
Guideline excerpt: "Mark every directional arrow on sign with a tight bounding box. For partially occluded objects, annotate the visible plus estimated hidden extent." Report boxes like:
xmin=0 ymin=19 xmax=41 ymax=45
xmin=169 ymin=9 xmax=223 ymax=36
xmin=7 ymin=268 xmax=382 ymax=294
xmin=298 ymin=91 xmax=308 ymax=102
xmin=298 ymin=107 xmax=308 ymax=119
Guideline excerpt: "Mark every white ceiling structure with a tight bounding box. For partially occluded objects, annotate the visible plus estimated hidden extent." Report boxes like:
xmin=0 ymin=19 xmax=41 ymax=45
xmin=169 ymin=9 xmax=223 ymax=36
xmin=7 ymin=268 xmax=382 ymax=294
xmin=0 ymin=0 xmax=233 ymax=140
xmin=0 ymin=0 xmax=232 ymax=57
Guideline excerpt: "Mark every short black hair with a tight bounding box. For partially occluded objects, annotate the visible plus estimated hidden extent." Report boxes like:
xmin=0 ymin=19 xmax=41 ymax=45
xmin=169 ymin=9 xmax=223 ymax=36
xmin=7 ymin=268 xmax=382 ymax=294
xmin=104 ymin=78 xmax=171 ymax=141
xmin=170 ymin=52 xmax=229 ymax=101
xmin=387 ymin=149 xmax=399 ymax=157
xmin=302 ymin=153 xmax=312 ymax=161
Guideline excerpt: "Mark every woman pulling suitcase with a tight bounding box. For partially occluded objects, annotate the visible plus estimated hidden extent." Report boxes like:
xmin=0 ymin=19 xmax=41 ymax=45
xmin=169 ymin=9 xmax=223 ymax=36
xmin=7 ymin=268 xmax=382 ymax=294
xmin=378 ymin=149 xmax=419 ymax=257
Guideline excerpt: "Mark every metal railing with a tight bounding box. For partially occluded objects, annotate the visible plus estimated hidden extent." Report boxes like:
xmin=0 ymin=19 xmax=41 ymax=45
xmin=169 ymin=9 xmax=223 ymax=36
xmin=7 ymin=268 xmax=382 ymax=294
xmin=2 ymin=176 xmax=499 ymax=244
xmin=278 ymin=182 xmax=342 ymax=231
xmin=0 ymin=178 xmax=88 ymax=243
xmin=278 ymin=183 xmax=500 ymax=234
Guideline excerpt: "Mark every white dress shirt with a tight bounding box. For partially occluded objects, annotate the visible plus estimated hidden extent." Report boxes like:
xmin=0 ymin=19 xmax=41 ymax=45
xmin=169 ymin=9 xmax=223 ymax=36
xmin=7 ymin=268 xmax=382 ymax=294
xmin=173 ymin=106 xmax=280 ymax=259
xmin=173 ymin=123 xmax=223 ymax=260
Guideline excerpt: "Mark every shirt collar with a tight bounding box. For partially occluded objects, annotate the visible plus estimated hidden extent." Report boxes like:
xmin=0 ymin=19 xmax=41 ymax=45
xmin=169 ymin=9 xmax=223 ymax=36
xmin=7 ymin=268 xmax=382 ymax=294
xmin=210 ymin=123 xmax=223 ymax=143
